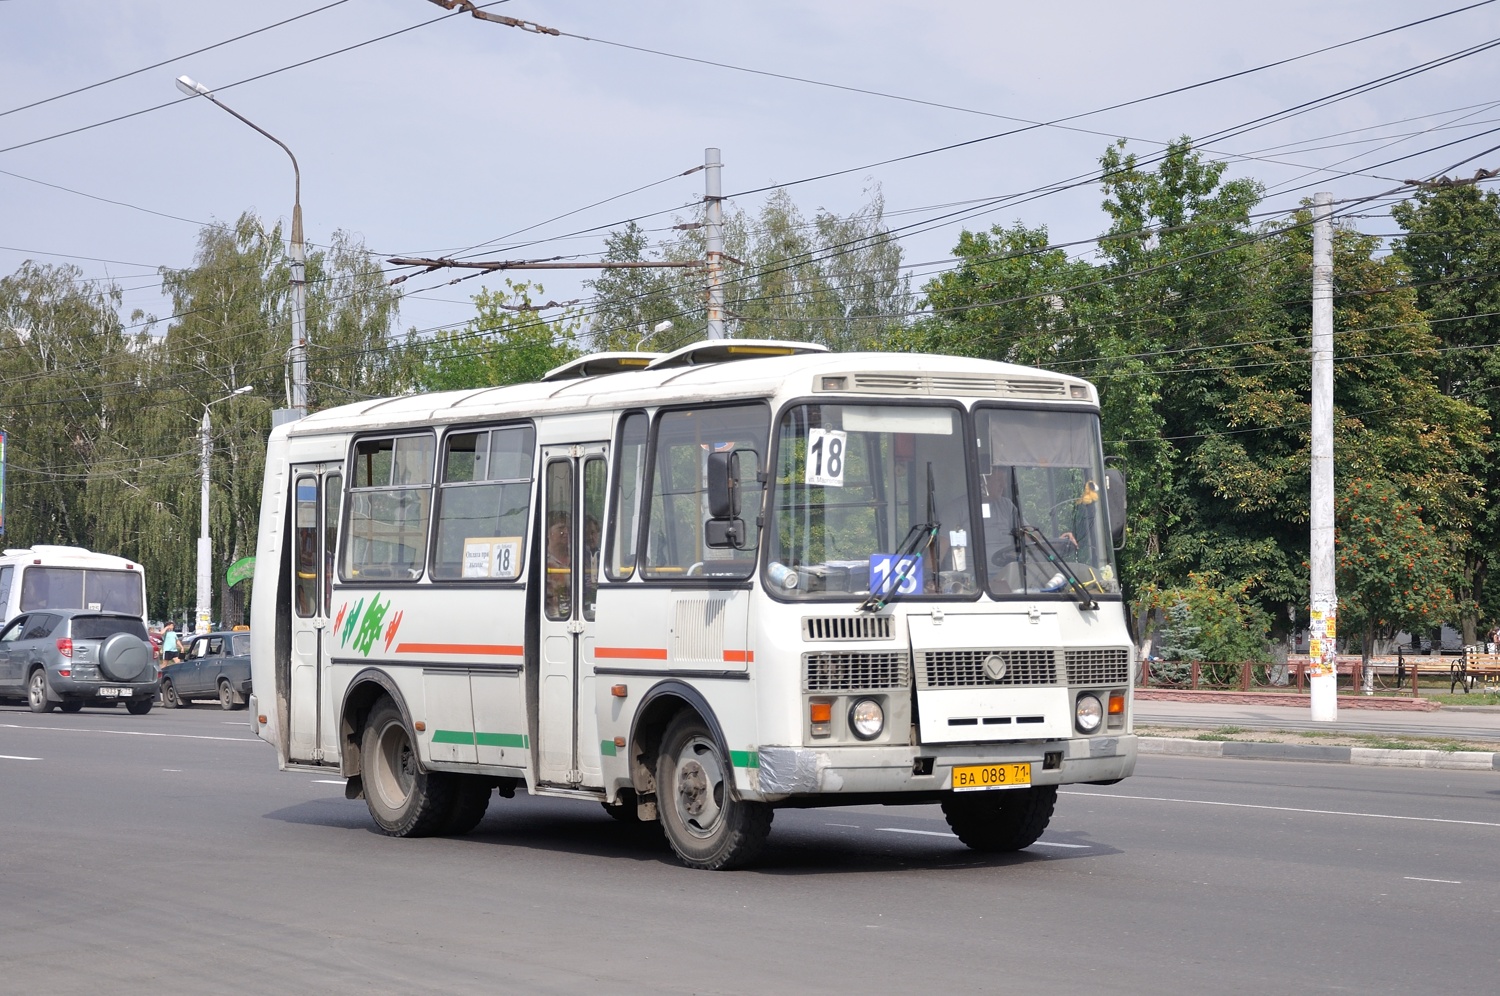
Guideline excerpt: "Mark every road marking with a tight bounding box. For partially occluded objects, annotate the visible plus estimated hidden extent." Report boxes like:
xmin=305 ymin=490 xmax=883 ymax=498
xmin=0 ymin=722 xmax=256 ymax=744
xmin=1064 ymin=791 xmax=1500 ymax=828
xmin=876 ymin=828 xmax=1088 ymax=848
xmin=1404 ymin=876 xmax=1462 ymax=884
xmin=0 ymin=754 xmax=41 ymax=761
xmin=313 ymin=779 xmax=346 ymax=785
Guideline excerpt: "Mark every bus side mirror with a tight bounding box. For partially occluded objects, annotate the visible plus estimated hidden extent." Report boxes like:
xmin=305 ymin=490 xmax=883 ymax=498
xmin=707 ymin=450 xmax=741 ymax=519
xmin=1105 ymin=467 xmax=1127 ymax=549
xmin=706 ymin=449 xmax=757 ymax=550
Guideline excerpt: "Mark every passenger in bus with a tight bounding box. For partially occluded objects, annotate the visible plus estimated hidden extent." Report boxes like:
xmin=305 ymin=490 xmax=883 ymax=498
xmin=545 ymin=513 xmax=571 ymax=617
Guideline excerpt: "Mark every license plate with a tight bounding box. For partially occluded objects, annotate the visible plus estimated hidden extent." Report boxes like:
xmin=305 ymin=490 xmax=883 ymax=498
xmin=98 ymin=687 xmax=120 ymax=697
xmin=951 ymin=762 xmax=1031 ymax=791
xmin=118 ymin=688 xmax=133 ymax=697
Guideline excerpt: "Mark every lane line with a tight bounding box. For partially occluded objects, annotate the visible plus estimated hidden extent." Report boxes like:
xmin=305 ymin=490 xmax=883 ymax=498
xmin=825 ymin=823 xmax=860 ymax=828
xmin=876 ymin=828 xmax=1089 ymax=848
xmin=0 ymin=722 xmax=256 ymax=744
xmin=1404 ymin=876 xmax=1462 ymax=884
xmin=1063 ymin=790 xmax=1500 ymax=828
xmin=312 ymin=779 xmax=346 ymax=785
xmin=0 ymin=754 xmax=42 ymax=760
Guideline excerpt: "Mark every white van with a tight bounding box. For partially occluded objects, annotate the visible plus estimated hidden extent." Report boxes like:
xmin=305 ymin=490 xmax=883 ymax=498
xmin=0 ymin=546 xmax=148 ymax=626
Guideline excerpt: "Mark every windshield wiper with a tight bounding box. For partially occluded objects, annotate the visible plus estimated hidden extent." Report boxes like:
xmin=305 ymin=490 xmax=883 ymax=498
xmin=859 ymin=520 xmax=939 ymax=613
xmin=1014 ymin=525 xmax=1098 ymax=610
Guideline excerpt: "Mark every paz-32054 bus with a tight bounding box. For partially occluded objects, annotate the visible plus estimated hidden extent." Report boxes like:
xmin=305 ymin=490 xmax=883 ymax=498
xmin=248 ymin=341 xmax=1135 ymax=869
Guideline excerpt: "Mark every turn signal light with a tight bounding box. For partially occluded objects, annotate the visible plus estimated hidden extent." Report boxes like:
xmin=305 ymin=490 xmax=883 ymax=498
xmin=610 ymin=684 xmax=628 ymax=698
xmin=809 ymin=702 xmax=832 ymax=724
xmin=1108 ymin=692 xmax=1125 ymax=715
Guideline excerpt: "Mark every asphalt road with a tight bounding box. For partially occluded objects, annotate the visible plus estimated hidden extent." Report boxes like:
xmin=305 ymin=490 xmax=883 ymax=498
xmin=2 ymin=703 xmax=1497 ymax=995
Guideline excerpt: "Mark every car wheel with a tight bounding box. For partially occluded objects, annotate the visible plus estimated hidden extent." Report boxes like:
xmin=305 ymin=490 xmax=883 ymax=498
xmin=27 ymin=669 xmax=56 ymax=713
xmin=361 ymin=698 xmax=453 ymax=837
xmin=161 ymin=680 xmax=183 ymax=709
xmin=941 ymin=785 xmax=1057 ymax=852
xmin=125 ymin=698 xmax=153 ymax=715
xmin=218 ymin=679 xmax=238 ymax=711
xmin=59 ymin=700 xmax=84 ymax=713
xmin=655 ymin=711 xmax=772 ymax=870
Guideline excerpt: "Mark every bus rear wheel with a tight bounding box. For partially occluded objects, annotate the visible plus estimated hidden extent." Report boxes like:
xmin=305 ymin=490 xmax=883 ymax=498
xmin=655 ymin=712 xmax=771 ymax=870
xmin=941 ymin=785 xmax=1057 ymax=852
xmin=362 ymin=699 xmax=453 ymax=837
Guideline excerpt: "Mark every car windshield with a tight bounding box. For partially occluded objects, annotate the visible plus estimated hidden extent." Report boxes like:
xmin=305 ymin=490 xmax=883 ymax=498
xmin=973 ymin=407 xmax=1119 ymax=597
xmin=767 ymin=403 xmax=976 ymax=600
xmin=70 ymin=615 xmax=149 ymax=640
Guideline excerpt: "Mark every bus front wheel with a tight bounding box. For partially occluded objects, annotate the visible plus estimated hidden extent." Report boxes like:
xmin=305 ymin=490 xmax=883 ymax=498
xmin=362 ymin=699 xmax=453 ymax=837
xmin=655 ymin=712 xmax=771 ymax=870
xmin=941 ymin=785 xmax=1057 ymax=852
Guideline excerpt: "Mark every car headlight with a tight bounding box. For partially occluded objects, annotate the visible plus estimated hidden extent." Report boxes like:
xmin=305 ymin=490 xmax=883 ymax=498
xmin=1075 ymin=693 xmax=1103 ymax=733
xmin=849 ymin=698 xmax=884 ymax=740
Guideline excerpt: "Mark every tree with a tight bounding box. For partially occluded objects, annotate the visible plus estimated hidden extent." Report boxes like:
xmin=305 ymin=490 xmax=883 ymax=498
xmin=1336 ymin=476 xmax=1458 ymax=665
xmin=1392 ymin=184 xmax=1500 ymax=640
xmin=416 ymin=279 xmax=583 ymax=390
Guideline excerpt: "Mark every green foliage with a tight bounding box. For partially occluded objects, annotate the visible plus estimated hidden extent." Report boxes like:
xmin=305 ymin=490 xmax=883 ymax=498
xmin=1335 ymin=476 xmax=1458 ymax=649
xmin=1138 ymin=572 xmax=1273 ymax=664
xmin=415 ymin=279 xmax=583 ymax=390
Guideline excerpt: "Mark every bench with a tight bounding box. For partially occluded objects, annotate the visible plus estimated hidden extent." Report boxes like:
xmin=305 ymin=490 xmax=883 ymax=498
xmin=1453 ymin=650 xmax=1500 ymax=693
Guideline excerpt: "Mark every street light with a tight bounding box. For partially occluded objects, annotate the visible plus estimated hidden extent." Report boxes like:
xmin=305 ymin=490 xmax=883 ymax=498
xmin=175 ymin=75 xmax=307 ymax=419
xmin=197 ymin=385 xmax=253 ymax=634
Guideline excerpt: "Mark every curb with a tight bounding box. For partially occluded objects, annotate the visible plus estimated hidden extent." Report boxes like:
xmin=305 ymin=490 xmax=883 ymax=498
xmin=1134 ymin=689 xmax=1443 ymax=711
xmin=1141 ymin=736 xmax=1500 ymax=770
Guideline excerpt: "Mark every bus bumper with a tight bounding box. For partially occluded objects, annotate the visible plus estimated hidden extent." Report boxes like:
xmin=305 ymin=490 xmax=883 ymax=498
xmin=749 ymin=734 xmax=1137 ymax=801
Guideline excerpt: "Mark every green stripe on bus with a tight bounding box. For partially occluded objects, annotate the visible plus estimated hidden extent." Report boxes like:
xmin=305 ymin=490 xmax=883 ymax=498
xmin=600 ymin=739 xmax=617 ymax=757
xmin=730 ymin=750 xmax=759 ymax=769
xmin=476 ymin=732 xmax=528 ymax=748
xmin=433 ymin=730 xmax=528 ymax=748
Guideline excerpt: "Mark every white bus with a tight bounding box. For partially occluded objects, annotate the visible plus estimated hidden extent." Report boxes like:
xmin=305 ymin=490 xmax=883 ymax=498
xmin=0 ymin=545 xmax=148 ymax=625
xmin=249 ymin=341 xmax=1135 ymax=869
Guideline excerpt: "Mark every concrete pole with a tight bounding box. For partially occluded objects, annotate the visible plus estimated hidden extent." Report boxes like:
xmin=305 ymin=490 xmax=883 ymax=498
xmin=1309 ymin=192 xmax=1337 ymax=721
xmin=704 ymin=148 xmax=725 ymax=340
xmin=290 ymin=198 xmax=308 ymax=417
xmin=196 ymin=408 xmax=213 ymax=636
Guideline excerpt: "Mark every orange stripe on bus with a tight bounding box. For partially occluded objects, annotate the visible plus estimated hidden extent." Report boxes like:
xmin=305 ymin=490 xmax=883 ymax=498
xmin=595 ymin=646 xmax=669 ymax=660
xmin=723 ymin=650 xmax=754 ymax=663
xmin=395 ymin=643 xmax=524 ymax=656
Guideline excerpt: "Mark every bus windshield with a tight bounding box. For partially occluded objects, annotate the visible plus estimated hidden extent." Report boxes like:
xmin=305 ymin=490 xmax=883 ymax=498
xmin=974 ymin=406 xmax=1119 ymax=597
xmin=768 ymin=403 xmax=976 ymax=599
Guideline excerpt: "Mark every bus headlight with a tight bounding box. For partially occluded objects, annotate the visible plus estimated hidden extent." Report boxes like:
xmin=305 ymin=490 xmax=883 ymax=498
xmin=849 ymin=698 xmax=884 ymax=740
xmin=1075 ymin=693 xmax=1103 ymax=734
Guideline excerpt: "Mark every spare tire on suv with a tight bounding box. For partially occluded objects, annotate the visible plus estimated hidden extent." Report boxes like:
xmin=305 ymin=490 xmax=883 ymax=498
xmin=98 ymin=631 xmax=151 ymax=682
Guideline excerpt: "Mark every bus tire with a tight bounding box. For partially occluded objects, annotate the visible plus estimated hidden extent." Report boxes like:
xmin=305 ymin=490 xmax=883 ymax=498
xmin=361 ymin=698 xmax=453 ymax=837
xmin=655 ymin=711 xmax=771 ymax=870
xmin=440 ymin=776 xmax=492 ymax=836
xmin=941 ymin=785 xmax=1057 ymax=852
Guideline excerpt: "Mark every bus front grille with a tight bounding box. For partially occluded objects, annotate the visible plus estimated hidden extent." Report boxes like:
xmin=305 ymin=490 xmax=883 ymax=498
xmin=916 ymin=649 xmax=1059 ymax=687
xmin=804 ymin=651 xmax=910 ymax=691
xmin=1065 ymin=648 xmax=1132 ymax=685
xmin=802 ymin=615 xmax=894 ymax=641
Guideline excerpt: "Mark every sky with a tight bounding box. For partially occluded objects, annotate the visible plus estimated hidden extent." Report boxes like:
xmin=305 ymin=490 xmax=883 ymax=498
xmin=3 ymin=0 xmax=1499 ymax=349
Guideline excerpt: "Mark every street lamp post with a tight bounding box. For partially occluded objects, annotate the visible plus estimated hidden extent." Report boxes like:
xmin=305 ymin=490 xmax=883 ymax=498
xmin=175 ymin=75 xmax=307 ymax=419
xmin=197 ymin=386 xmax=253 ymax=635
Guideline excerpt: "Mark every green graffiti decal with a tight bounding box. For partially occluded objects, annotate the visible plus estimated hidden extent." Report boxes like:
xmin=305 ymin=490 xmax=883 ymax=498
xmin=339 ymin=597 xmax=364 ymax=648
xmin=351 ymin=593 xmax=390 ymax=656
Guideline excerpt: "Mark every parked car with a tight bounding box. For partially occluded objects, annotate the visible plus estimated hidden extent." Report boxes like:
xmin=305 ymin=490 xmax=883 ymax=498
xmin=0 ymin=609 xmax=157 ymax=714
xmin=159 ymin=630 xmax=251 ymax=710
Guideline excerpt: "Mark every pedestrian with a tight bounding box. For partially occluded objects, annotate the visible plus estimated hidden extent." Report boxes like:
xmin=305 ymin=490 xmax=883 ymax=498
xmin=161 ymin=620 xmax=182 ymax=662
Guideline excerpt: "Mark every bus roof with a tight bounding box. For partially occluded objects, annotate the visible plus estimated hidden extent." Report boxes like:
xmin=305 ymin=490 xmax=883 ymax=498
xmin=0 ymin=545 xmax=141 ymax=571
xmin=280 ymin=344 xmax=1098 ymax=438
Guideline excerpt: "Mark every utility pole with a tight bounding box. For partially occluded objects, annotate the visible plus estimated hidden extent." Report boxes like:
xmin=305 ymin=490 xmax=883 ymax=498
xmin=1309 ymin=192 xmax=1337 ymax=721
xmin=290 ymin=197 xmax=308 ymax=417
xmin=704 ymin=148 xmax=725 ymax=340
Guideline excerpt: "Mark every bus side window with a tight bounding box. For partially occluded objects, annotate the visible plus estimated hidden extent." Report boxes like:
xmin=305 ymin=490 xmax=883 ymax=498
xmin=0 ymin=566 xmax=11 ymax=616
xmin=345 ymin=434 xmax=435 ymax=581
xmin=607 ymin=412 xmax=648 ymax=581
xmin=643 ymin=404 xmax=768 ymax=580
xmin=431 ymin=424 xmax=535 ymax=581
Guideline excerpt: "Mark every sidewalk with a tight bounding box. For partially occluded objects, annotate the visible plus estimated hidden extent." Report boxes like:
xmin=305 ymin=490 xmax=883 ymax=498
xmin=1133 ymin=690 xmax=1500 ymax=770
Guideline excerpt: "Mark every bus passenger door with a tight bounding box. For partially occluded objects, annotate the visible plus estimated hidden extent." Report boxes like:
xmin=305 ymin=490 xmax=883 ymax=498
xmin=536 ymin=444 xmax=607 ymax=789
xmin=288 ymin=464 xmax=342 ymax=763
